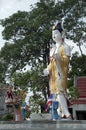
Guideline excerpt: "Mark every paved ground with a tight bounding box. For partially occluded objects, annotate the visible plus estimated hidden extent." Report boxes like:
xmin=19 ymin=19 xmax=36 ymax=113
xmin=0 ymin=120 xmax=86 ymax=130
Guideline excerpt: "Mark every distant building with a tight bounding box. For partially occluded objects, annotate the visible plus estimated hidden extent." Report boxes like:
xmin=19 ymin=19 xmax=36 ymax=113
xmin=69 ymin=76 xmax=86 ymax=120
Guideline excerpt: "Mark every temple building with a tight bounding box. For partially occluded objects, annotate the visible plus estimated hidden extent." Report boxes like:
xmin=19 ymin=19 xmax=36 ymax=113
xmin=69 ymin=76 xmax=86 ymax=120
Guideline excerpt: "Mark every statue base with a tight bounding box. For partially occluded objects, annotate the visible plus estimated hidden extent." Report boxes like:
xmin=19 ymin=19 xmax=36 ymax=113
xmin=30 ymin=113 xmax=52 ymax=120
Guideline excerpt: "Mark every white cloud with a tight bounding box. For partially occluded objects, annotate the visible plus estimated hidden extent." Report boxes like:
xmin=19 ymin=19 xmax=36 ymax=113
xmin=0 ymin=0 xmax=38 ymax=19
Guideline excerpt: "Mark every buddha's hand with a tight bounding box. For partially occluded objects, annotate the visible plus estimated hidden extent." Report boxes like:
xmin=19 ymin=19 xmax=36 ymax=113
xmin=43 ymin=68 xmax=49 ymax=76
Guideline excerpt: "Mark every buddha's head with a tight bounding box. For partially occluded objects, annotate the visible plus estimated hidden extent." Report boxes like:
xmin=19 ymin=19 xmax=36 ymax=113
xmin=52 ymin=21 xmax=65 ymax=43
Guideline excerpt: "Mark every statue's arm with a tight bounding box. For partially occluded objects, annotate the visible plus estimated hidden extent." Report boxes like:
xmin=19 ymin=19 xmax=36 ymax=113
xmin=43 ymin=62 xmax=52 ymax=76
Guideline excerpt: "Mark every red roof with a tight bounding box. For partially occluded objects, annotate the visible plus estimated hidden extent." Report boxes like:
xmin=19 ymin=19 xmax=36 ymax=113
xmin=77 ymin=77 xmax=86 ymax=98
xmin=72 ymin=76 xmax=86 ymax=105
xmin=72 ymin=98 xmax=86 ymax=104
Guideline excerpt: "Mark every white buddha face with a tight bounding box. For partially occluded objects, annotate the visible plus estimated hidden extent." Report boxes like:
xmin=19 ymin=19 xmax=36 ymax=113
xmin=52 ymin=30 xmax=62 ymax=43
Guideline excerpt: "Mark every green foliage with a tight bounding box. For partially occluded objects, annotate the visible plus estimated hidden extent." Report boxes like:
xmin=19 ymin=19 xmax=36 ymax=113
xmin=12 ymin=71 xmax=31 ymax=87
xmin=0 ymin=0 xmax=86 ymax=106
xmin=1 ymin=113 xmax=14 ymax=121
xmin=68 ymin=53 xmax=86 ymax=87
xmin=67 ymin=86 xmax=79 ymax=100
xmin=29 ymin=94 xmax=45 ymax=113
xmin=27 ymin=64 xmax=49 ymax=100
xmin=0 ymin=0 xmax=85 ymax=76
xmin=70 ymin=53 xmax=86 ymax=76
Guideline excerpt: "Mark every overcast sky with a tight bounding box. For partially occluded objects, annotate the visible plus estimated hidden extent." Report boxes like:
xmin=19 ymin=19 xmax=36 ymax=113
xmin=0 ymin=0 xmax=86 ymax=55
xmin=0 ymin=0 xmax=39 ymax=49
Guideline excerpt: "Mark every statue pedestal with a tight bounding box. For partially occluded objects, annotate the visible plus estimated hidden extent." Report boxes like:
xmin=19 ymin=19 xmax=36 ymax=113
xmin=30 ymin=113 xmax=52 ymax=120
xmin=0 ymin=120 xmax=86 ymax=130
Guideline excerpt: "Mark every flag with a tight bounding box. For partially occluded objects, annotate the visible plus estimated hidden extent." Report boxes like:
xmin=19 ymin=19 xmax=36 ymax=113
xmin=45 ymin=94 xmax=54 ymax=112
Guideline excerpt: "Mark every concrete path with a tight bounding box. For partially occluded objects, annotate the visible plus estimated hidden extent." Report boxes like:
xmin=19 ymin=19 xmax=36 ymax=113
xmin=0 ymin=120 xmax=86 ymax=130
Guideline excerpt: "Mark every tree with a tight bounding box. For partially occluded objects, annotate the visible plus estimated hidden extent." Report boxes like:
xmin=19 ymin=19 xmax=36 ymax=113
xmin=0 ymin=0 xmax=86 ymax=107
xmin=68 ymin=52 xmax=86 ymax=87
xmin=63 ymin=0 xmax=86 ymax=56
xmin=0 ymin=0 xmax=59 ymax=98
xmin=0 ymin=0 xmax=86 ymax=74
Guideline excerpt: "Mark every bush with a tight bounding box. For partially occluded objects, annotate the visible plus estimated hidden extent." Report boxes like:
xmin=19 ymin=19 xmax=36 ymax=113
xmin=2 ymin=113 xmax=14 ymax=121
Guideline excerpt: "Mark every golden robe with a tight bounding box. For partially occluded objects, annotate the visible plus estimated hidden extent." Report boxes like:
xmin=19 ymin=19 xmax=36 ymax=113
xmin=47 ymin=44 xmax=70 ymax=94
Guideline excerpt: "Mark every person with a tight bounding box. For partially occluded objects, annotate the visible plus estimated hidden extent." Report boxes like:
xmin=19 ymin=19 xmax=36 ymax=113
xmin=5 ymin=85 xmax=13 ymax=104
xmin=4 ymin=84 xmax=22 ymax=121
xmin=4 ymin=85 xmax=14 ymax=115
xmin=44 ymin=21 xmax=72 ymax=120
xmin=21 ymin=101 xmax=27 ymax=120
